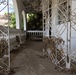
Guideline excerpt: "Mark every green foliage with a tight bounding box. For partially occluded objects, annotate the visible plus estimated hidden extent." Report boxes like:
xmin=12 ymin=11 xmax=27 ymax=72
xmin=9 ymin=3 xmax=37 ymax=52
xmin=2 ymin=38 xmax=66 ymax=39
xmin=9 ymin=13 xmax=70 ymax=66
xmin=27 ymin=13 xmax=42 ymax=30
xmin=10 ymin=12 xmax=16 ymax=28
xmin=27 ymin=13 xmax=37 ymax=22
xmin=4 ymin=12 xmax=7 ymax=15
xmin=10 ymin=13 xmax=24 ymax=29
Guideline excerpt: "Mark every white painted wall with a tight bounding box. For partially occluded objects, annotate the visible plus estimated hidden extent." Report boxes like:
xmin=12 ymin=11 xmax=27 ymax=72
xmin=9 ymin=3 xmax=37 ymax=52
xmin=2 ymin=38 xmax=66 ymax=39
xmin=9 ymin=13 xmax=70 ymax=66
xmin=51 ymin=0 xmax=76 ymax=54
xmin=57 ymin=22 xmax=76 ymax=57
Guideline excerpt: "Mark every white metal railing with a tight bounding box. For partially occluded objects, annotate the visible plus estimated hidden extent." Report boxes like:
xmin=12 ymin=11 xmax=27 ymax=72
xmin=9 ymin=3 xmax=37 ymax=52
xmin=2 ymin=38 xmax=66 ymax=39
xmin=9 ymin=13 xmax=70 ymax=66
xmin=42 ymin=0 xmax=76 ymax=70
xmin=27 ymin=30 xmax=43 ymax=36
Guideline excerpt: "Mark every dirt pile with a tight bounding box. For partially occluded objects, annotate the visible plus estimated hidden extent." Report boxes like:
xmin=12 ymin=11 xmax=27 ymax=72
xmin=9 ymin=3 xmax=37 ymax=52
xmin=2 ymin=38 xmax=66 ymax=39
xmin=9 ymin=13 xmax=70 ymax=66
xmin=42 ymin=36 xmax=64 ymax=63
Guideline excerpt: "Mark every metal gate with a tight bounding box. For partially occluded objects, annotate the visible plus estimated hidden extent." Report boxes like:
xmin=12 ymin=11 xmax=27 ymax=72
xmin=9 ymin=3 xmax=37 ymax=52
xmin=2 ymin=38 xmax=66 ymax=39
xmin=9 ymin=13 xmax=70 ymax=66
xmin=42 ymin=0 xmax=76 ymax=70
xmin=0 ymin=0 xmax=10 ymax=74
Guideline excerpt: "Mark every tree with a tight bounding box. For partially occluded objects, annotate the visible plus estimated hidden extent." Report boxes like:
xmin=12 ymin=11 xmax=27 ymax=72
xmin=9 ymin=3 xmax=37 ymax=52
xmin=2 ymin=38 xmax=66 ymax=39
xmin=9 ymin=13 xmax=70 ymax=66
xmin=27 ymin=13 xmax=42 ymax=30
xmin=10 ymin=12 xmax=16 ymax=28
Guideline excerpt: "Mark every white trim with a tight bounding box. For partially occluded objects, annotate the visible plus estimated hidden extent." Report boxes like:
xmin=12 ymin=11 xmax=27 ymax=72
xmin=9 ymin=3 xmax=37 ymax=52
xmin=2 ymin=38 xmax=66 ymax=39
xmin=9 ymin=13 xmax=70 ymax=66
xmin=22 ymin=10 xmax=26 ymax=31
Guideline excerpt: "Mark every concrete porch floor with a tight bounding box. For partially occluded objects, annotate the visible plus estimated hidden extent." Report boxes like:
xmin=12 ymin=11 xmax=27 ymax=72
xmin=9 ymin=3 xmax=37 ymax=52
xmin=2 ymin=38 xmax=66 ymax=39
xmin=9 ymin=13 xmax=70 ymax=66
xmin=10 ymin=40 xmax=76 ymax=75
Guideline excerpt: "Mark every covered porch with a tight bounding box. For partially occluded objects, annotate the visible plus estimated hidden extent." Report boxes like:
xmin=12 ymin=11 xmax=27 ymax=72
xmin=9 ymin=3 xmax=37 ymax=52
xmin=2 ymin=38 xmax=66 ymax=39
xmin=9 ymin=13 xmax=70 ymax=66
xmin=0 ymin=0 xmax=76 ymax=75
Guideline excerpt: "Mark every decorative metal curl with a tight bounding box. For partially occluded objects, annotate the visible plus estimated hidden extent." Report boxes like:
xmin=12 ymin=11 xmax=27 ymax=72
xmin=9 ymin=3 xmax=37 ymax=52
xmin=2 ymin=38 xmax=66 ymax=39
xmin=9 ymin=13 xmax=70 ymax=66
xmin=0 ymin=0 xmax=7 ymax=5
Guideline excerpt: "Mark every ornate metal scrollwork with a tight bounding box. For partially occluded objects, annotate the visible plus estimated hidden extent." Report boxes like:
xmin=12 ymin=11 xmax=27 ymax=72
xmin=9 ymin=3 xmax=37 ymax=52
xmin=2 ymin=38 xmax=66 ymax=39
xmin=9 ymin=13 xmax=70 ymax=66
xmin=0 ymin=0 xmax=7 ymax=12
xmin=0 ymin=0 xmax=7 ymax=5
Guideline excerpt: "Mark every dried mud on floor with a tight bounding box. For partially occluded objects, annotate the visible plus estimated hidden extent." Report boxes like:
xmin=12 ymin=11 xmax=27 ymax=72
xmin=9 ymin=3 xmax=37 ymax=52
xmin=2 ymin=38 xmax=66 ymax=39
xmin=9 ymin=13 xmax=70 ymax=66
xmin=10 ymin=40 xmax=76 ymax=75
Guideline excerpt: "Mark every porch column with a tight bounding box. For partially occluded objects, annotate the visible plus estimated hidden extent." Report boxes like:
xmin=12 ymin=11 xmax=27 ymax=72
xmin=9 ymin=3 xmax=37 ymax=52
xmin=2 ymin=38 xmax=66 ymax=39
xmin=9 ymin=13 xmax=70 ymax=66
xmin=13 ymin=0 xmax=20 ymax=29
xmin=51 ymin=0 xmax=58 ymax=36
xmin=22 ymin=11 xmax=27 ymax=31
xmin=42 ymin=0 xmax=50 ymax=37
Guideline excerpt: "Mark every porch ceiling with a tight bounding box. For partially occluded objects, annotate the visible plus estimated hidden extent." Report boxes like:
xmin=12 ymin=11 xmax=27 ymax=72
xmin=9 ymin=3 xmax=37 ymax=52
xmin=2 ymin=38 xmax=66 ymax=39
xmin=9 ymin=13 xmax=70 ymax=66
xmin=22 ymin=0 xmax=42 ymax=13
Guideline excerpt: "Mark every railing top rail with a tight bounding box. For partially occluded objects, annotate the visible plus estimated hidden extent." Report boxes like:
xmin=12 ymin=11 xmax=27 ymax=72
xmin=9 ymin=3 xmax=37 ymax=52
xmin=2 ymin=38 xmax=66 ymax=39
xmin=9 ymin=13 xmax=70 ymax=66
xmin=27 ymin=30 xmax=44 ymax=33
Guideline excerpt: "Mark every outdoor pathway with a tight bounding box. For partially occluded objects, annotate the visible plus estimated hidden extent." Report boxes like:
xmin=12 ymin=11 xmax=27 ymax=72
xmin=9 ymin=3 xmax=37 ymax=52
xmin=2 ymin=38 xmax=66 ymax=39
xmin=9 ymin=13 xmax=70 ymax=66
xmin=11 ymin=40 xmax=76 ymax=75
